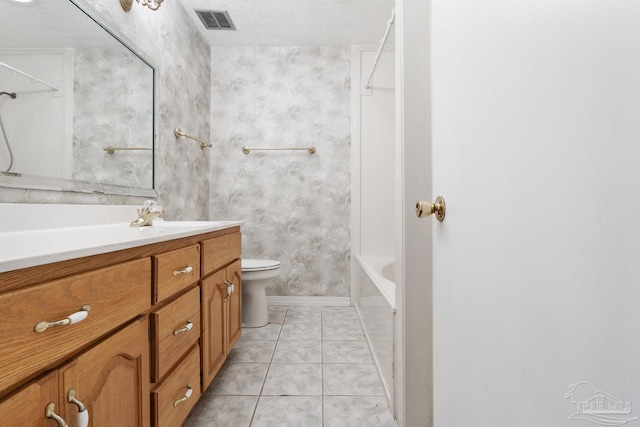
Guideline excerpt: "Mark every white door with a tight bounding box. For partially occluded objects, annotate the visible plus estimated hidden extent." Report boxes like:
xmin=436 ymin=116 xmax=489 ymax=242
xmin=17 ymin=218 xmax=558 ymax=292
xmin=404 ymin=0 xmax=640 ymax=426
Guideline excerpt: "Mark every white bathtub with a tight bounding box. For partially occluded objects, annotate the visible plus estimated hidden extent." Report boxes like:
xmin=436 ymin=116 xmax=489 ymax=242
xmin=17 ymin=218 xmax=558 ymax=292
xmin=355 ymin=255 xmax=395 ymax=410
xmin=357 ymin=256 xmax=395 ymax=307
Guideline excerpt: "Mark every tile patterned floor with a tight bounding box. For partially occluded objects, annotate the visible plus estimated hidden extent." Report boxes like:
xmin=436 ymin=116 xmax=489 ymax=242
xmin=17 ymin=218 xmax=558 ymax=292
xmin=184 ymin=305 xmax=396 ymax=427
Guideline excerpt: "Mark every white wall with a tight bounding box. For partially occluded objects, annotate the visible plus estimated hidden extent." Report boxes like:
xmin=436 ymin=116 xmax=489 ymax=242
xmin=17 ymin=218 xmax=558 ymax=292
xmin=431 ymin=1 xmax=640 ymax=425
xmin=0 ymin=50 xmax=71 ymax=178
xmin=352 ymin=47 xmax=395 ymax=259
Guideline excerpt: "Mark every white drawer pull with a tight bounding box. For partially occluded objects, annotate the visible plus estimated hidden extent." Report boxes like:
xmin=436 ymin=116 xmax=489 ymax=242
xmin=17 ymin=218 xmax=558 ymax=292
xmin=173 ymin=321 xmax=194 ymax=336
xmin=173 ymin=265 xmax=193 ymax=276
xmin=173 ymin=384 xmax=193 ymax=407
xmin=68 ymin=389 xmax=89 ymax=427
xmin=45 ymin=403 xmax=68 ymax=427
xmin=224 ymin=279 xmax=234 ymax=295
xmin=34 ymin=305 xmax=91 ymax=333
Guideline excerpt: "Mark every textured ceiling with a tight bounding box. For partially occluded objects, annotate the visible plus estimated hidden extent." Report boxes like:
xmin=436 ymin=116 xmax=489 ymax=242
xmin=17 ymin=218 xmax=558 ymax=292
xmin=0 ymin=0 xmax=118 ymax=49
xmin=178 ymin=0 xmax=396 ymax=47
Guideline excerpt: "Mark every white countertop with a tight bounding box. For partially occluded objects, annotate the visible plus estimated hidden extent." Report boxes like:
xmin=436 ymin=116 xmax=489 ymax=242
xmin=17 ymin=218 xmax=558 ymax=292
xmin=0 ymin=204 xmax=242 ymax=273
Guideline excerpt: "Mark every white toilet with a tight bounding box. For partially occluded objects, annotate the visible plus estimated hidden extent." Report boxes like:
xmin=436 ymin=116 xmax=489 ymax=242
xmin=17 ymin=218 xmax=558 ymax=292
xmin=241 ymin=259 xmax=282 ymax=328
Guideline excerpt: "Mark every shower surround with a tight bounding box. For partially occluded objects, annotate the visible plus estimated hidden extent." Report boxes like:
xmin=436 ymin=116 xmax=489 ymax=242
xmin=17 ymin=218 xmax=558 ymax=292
xmin=209 ymin=46 xmax=351 ymax=298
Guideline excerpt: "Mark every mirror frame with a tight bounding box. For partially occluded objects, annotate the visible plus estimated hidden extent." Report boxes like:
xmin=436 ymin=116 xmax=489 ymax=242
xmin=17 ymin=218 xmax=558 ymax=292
xmin=0 ymin=0 xmax=158 ymax=198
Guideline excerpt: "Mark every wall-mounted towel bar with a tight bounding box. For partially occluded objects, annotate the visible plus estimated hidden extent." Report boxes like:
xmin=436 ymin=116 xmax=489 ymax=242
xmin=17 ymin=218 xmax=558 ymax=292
xmin=174 ymin=128 xmax=212 ymax=150
xmin=0 ymin=61 xmax=59 ymax=92
xmin=242 ymin=146 xmax=316 ymax=155
xmin=103 ymin=146 xmax=153 ymax=154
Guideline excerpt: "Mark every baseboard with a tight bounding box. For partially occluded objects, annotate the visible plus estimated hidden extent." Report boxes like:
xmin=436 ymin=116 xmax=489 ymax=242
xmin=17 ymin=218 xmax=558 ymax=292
xmin=266 ymin=296 xmax=351 ymax=306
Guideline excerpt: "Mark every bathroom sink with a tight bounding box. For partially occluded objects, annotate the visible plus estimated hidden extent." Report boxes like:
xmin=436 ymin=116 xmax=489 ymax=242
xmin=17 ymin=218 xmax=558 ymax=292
xmin=0 ymin=219 xmax=242 ymax=273
xmin=151 ymin=220 xmax=232 ymax=228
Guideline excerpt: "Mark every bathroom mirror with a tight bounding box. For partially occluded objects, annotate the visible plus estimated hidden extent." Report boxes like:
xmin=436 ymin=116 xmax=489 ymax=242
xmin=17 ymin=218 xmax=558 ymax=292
xmin=0 ymin=0 xmax=156 ymax=197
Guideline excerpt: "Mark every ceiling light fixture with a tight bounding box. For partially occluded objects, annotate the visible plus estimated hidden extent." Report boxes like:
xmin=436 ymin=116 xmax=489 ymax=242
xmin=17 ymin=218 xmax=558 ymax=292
xmin=120 ymin=0 xmax=163 ymax=12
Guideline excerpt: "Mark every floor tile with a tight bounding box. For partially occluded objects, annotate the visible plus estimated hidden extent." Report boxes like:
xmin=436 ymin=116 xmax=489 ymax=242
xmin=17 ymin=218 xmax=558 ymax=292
xmin=227 ymin=340 xmax=277 ymax=363
xmin=279 ymin=323 xmax=322 ymax=340
xmin=268 ymin=306 xmax=289 ymax=323
xmin=284 ymin=306 xmax=322 ymax=324
xmin=272 ymin=340 xmax=322 ymax=363
xmin=262 ymin=363 xmax=322 ymax=396
xmin=240 ymin=323 xmax=283 ymax=340
xmin=324 ymin=396 xmax=396 ymax=427
xmin=322 ymin=306 xmax=360 ymax=321
xmin=209 ymin=362 xmax=269 ymax=395
xmin=323 ymin=340 xmax=373 ymax=364
xmin=322 ymin=319 xmax=365 ymax=340
xmin=323 ymin=364 xmax=385 ymax=396
xmin=251 ymin=396 xmax=322 ymax=427
xmin=186 ymin=304 xmax=395 ymax=427
xmin=183 ymin=395 xmax=258 ymax=427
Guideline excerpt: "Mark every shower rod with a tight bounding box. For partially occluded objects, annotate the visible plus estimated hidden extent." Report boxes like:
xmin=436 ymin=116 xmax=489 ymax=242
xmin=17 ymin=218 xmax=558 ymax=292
xmin=364 ymin=7 xmax=396 ymax=90
xmin=0 ymin=61 xmax=59 ymax=92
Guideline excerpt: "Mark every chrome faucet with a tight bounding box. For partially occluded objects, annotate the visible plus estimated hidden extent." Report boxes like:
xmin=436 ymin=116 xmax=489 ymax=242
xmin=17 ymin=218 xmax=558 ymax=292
xmin=130 ymin=200 xmax=164 ymax=227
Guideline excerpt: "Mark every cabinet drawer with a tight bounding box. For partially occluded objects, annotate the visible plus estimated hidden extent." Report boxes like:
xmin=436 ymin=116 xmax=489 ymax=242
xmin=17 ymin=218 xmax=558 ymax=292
xmin=0 ymin=258 xmax=151 ymax=395
xmin=202 ymin=232 xmax=241 ymax=275
xmin=154 ymin=244 xmax=200 ymax=304
xmin=152 ymin=345 xmax=202 ymax=427
xmin=151 ymin=286 xmax=201 ymax=382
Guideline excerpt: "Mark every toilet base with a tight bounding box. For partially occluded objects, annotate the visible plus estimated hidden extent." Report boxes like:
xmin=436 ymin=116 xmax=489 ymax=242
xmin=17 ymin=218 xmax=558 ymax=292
xmin=242 ymin=283 xmax=270 ymax=328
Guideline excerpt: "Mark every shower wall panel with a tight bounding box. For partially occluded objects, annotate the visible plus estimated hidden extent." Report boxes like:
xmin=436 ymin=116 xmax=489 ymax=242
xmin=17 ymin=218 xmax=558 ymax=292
xmin=209 ymin=46 xmax=351 ymax=297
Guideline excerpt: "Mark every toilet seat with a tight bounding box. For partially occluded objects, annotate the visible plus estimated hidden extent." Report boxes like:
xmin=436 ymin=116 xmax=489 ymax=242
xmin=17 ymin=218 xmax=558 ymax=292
xmin=242 ymin=259 xmax=281 ymax=272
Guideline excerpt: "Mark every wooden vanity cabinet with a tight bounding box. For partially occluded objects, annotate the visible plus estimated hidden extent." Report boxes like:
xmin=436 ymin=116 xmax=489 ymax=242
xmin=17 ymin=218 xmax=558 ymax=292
xmin=0 ymin=225 xmax=242 ymax=426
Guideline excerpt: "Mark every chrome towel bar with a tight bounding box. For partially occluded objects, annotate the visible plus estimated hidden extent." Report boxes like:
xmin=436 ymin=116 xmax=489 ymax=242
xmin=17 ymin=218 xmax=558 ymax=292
xmin=242 ymin=146 xmax=316 ymax=155
xmin=103 ymin=146 xmax=153 ymax=154
xmin=174 ymin=128 xmax=212 ymax=150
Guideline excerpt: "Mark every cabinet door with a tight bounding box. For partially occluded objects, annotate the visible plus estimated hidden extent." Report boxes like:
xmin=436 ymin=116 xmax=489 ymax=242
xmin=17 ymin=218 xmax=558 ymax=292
xmin=201 ymin=269 xmax=227 ymax=390
xmin=226 ymin=260 xmax=242 ymax=350
xmin=0 ymin=372 xmax=58 ymax=427
xmin=59 ymin=318 xmax=150 ymax=427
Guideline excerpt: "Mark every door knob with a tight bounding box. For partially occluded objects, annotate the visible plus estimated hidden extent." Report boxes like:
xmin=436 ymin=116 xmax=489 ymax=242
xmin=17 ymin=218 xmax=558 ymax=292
xmin=416 ymin=196 xmax=446 ymax=221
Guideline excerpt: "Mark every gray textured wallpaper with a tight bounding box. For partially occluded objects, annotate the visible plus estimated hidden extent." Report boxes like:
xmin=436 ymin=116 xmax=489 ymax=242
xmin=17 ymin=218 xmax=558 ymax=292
xmin=0 ymin=0 xmax=211 ymax=220
xmin=209 ymin=47 xmax=352 ymax=297
xmin=72 ymin=47 xmax=153 ymax=189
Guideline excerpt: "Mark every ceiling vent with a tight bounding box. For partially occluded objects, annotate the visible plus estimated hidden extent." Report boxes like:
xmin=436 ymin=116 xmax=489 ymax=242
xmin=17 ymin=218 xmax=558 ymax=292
xmin=195 ymin=10 xmax=236 ymax=30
